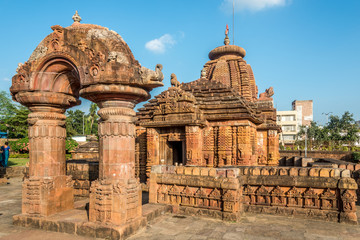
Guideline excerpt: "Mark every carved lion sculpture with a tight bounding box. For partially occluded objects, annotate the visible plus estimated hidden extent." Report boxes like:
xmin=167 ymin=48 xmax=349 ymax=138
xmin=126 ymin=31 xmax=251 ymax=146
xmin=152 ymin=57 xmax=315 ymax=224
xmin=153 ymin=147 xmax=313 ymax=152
xmin=170 ymin=73 xmax=180 ymax=88
xmin=259 ymin=86 xmax=274 ymax=100
xmin=139 ymin=64 xmax=164 ymax=85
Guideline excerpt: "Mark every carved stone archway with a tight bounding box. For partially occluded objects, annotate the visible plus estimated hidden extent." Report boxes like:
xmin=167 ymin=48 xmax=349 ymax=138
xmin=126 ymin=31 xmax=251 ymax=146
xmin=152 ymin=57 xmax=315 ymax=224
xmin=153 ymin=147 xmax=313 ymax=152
xmin=11 ymin=14 xmax=163 ymax=225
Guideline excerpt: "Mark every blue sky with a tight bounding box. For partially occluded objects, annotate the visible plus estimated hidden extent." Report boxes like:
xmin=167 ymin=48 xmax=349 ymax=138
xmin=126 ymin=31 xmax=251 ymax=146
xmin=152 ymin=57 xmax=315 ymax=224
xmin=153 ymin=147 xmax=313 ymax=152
xmin=0 ymin=0 xmax=359 ymax=124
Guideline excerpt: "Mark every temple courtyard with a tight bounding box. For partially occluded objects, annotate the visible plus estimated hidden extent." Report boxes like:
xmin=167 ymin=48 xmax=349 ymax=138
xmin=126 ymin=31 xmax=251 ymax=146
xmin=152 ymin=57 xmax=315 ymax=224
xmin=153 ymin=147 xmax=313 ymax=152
xmin=1 ymin=177 xmax=360 ymax=240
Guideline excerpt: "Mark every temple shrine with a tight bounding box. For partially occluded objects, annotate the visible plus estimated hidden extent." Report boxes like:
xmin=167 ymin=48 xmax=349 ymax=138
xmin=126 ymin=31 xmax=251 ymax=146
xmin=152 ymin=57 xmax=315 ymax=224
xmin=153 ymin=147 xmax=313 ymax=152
xmin=136 ymin=31 xmax=281 ymax=183
xmin=7 ymin=13 xmax=358 ymax=240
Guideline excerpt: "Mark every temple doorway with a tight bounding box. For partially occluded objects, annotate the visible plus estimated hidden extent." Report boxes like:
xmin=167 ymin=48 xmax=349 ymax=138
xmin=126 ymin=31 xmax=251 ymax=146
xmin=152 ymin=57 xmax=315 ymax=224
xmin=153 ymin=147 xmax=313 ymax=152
xmin=168 ymin=141 xmax=184 ymax=165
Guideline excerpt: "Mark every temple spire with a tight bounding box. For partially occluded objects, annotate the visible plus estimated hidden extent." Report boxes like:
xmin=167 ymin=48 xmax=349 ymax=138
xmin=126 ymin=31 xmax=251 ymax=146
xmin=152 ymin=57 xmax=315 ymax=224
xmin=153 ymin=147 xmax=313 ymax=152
xmin=72 ymin=10 xmax=82 ymax=23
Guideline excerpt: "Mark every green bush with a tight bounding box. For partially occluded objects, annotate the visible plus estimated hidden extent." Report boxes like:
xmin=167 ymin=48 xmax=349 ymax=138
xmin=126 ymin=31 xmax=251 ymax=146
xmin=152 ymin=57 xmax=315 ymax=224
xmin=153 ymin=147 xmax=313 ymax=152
xmin=66 ymin=139 xmax=79 ymax=153
xmin=352 ymin=152 xmax=360 ymax=161
xmin=8 ymin=137 xmax=29 ymax=153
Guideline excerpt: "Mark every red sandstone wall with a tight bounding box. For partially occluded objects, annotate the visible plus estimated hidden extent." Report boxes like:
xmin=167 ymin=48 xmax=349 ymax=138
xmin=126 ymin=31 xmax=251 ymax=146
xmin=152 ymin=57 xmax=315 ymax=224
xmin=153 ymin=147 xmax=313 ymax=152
xmin=280 ymin=150 xmax=354 ymax=161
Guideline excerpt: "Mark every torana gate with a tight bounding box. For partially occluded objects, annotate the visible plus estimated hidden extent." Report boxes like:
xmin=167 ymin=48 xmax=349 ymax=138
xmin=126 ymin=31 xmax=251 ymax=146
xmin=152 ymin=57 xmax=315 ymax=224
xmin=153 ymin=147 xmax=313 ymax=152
xmin=10 ymin=12 xmax=164 ymax=225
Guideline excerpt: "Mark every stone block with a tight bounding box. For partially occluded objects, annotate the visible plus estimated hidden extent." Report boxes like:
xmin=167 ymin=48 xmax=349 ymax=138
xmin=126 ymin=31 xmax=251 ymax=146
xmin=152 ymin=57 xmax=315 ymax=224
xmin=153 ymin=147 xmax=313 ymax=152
xmin=192 ymin=168 xmax=200 ymax=176
xmin=251 ymin=168 xmax=260 ymax=176
xmin=294 ymin=157 xmax=302 ymax=166
xmin=319 ymin=169 xmax=331 ymax=178
xmin=289 ymin=168 xmax=298 ymax=176
xmin=299 ymin=168 xmax=309 ymax=177
xmin=41 ymin=219 xmax=59 ymax=232
xmin=58 ymin=221 xmax=75 ymax=235
xmin=346 ymin=165 xmax=355 ymax=171
xmin=279 ymin=168 xmax=288 ymax=176
xmin=243 ymin=167 xmax=249 ymax=175
xmin=341 ymin=170 xmax=351 ymax=178
xmin=184 ymin=167 xmax=193 ymax=175
xmin=76 ymin=222 xmax=97 ymax=238
xmin=209 ymin=168 xmax=216 ymax=177
xmin=200 ymin=168 xmax=209 ymax=176
xmin=309 ymin=168 xmax=320 ymax=177
xmin=339 ymin=164 xmax=346 ymax=169
xmin=260 ymin=168 xmax=269 ymax=175
xmin=355 ymin=164 xmax=360 ymax=171
xmin=216 ymin=169 xmax=226 ymax=177
xmin=269 ymin=168 xmax=277 ymax=175
xmin=301 ymin=158 xmax=313 ymax=167
xmin=226 ymin=169 xmax=236 ymax=178
xmin=176 ymin=166 xmax=185 ymax=175
xmin=151 ymin=165 xmax=162 ymax=174
xmin=334 ymin=169 xmax=341 ymax=177
xmin=26 ymin=216 xmax=40 ymax=229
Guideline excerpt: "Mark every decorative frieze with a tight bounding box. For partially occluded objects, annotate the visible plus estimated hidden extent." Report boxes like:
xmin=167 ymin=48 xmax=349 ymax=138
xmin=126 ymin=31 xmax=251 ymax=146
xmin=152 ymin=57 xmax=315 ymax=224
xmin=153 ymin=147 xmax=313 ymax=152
xmin=149 ymin=165 xmax=358 ymax=224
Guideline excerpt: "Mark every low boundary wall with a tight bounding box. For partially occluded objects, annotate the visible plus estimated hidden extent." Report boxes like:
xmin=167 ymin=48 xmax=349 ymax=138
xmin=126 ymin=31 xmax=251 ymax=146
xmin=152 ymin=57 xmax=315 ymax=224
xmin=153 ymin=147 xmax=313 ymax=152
xmin=280 ymin=150 xmax=354 ymax=161
xmin=149 ymin=165 xmax=358 ymax=224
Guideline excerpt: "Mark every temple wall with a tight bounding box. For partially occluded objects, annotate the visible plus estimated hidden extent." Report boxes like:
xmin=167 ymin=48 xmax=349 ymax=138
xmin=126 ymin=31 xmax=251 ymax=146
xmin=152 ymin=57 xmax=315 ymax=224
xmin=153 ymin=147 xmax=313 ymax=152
xmin=66 ymin=160 xmax=99 ymax=197
xmin=280 ymin=150 xmax=354 ymax=161
xmin=149 ymin=165 xmax=358 ymax=224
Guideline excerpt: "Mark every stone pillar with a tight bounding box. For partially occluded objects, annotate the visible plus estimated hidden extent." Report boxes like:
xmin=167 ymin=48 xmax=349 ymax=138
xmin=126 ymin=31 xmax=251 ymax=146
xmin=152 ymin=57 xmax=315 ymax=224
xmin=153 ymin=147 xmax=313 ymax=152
xmin=237 ymin=125 xmax=253 ymax=165
xmin=22 ymin=105 xmax=73 ymax=216
xmin=267 ymin=129 xmax=279 ymax=166
xmin=185 ymin=126 xmax=202 ymax=166
xmin=339 ymin=178 xmax=358 ymax=224
xmin=146 ymin=128 xmax=159 ymax=179
xmin=89 ymin=101 xmax=142 ymax=225
xmin=135 ymin=127 xmax=147 ymax=182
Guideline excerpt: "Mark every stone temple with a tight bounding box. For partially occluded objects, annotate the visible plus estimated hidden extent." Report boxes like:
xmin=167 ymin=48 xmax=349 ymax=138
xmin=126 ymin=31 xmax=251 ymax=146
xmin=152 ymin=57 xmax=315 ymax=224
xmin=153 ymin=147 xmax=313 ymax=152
xmin=8 ymin=12 xmax=358 ymax=240
xmin=136 ymin=33 xmax=280 ymax=183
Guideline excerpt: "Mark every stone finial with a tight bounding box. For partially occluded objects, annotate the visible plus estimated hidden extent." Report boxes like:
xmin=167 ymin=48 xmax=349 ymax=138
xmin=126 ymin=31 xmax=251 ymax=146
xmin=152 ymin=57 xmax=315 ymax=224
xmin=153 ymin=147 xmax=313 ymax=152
xmin=201 ymin=69 xmax=206 ymax=78
xmin=16 ymin=63 xmax=23 ymax=73
xmin=224 ymin=24 xmax=230 ymax=45
xmin=72 ymin=10 xmax=82 ymax=23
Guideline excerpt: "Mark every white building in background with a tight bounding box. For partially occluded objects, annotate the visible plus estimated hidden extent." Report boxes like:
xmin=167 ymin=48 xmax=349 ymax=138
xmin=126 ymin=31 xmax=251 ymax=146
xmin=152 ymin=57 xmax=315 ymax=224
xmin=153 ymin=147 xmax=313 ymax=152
xmin=71 ymin=135 xmax=87 ymax=142
xmin=277 ymin=100 xmax=313 ymax=145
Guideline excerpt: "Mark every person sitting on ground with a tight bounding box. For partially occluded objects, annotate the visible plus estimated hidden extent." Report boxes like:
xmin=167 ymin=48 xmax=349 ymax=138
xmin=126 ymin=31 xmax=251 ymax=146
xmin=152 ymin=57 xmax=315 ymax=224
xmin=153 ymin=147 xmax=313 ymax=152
xmin=1 ymin=142 xmax=10 ymax=167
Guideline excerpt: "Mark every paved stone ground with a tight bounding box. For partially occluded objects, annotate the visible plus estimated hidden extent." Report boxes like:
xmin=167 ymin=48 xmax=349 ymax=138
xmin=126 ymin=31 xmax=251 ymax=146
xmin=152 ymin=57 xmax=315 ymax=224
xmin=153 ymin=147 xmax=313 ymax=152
xmin=0 ymin=178 xmax=100 ymax=240
xmin=1 ymin=178 xmax=360 ymax=240
xmin=128 ymin=213 xmax=360 ymax=240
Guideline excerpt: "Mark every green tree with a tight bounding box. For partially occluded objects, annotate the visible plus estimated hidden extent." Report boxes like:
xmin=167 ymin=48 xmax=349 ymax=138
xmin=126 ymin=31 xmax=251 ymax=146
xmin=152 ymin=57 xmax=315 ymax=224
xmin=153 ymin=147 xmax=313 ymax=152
xmin=297 ymin=122 xmax=328 ymax=150
xmin=0 ymin=90 xmax=18 ymax=132
xmin=66 ymin=109 xmax=86 ymax=135
xmin=333 ymin=111 xmax=359 ymax=147
xmin=65 ymin=103 xmax=99 ymax=137
xmin=296 ymin=111 xmax=359 ymax=150
xmin=84 ymin=103 xmax=99 ymax=135
xmin=5 ymin=106 xmax=30 ymax=138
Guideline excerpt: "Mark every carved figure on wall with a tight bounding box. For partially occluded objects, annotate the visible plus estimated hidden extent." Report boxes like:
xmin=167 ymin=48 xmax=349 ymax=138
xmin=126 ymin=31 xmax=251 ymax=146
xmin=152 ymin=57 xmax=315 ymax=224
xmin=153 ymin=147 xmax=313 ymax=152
xmin=170 ymin=73 xmax=180 ymax=88
xmin=201 ymin=69 xmax=206 ymax=78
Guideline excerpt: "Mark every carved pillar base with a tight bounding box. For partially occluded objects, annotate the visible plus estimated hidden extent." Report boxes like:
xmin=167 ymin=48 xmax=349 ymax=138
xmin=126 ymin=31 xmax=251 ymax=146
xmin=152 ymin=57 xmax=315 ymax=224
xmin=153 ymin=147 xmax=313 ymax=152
xmin=89 ymin=178 xmax=142 ymax=225
xmin=22 ymin=175 xmax=73 ymax=216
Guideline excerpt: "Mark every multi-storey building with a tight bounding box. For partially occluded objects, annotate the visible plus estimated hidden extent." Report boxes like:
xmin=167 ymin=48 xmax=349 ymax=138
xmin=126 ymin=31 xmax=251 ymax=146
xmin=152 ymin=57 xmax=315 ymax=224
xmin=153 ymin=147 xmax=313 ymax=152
xmin=277 ymin=100 xmax=313 ymax=145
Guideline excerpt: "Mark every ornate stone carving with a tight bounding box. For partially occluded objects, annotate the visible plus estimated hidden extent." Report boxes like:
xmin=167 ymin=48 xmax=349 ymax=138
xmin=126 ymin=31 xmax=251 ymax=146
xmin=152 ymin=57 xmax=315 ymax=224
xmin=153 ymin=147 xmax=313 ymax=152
xmin=140 ymin=64 xmax=164 ymax=86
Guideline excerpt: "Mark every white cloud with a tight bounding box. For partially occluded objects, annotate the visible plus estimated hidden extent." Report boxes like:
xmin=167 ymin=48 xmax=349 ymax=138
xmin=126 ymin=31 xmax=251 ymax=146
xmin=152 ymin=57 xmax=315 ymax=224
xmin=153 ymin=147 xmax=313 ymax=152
xmin=2 ymin=77 xmax=10 ymax=81
xmin=145 ymin=34 xmax=176 ymax=54
xmin=222 ymin=0 xmax=288 ymax=12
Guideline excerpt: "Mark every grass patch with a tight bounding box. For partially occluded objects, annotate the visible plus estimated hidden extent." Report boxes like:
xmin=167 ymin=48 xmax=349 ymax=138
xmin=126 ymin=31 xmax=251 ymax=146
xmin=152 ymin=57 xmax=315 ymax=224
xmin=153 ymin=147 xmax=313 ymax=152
xmin=7 ymin=158 xmax=29 ymax=167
